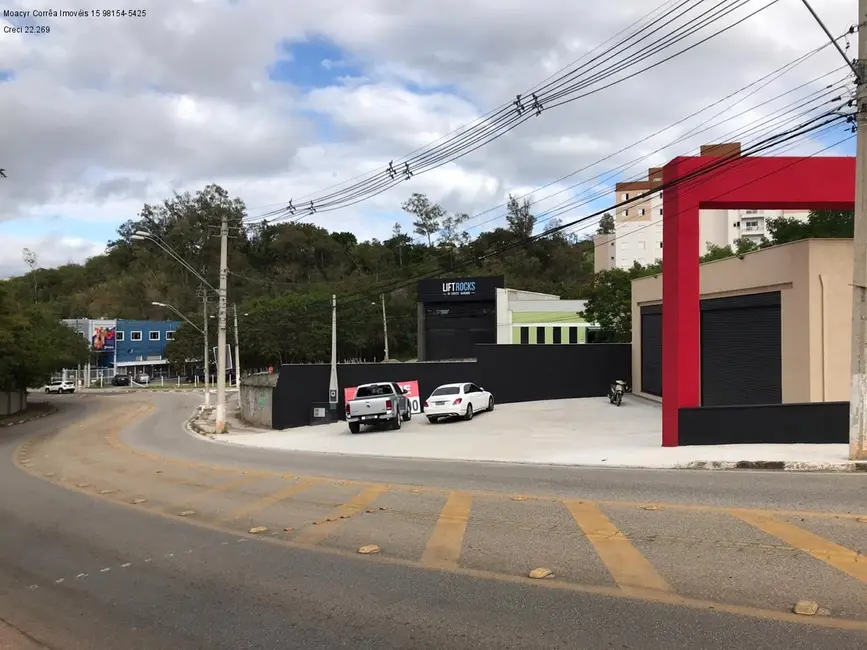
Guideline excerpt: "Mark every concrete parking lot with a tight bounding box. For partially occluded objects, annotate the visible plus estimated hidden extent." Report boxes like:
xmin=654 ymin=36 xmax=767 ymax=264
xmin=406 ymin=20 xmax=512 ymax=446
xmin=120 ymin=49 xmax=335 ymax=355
xmin=203 ymin=394 xmax=853 ymax=468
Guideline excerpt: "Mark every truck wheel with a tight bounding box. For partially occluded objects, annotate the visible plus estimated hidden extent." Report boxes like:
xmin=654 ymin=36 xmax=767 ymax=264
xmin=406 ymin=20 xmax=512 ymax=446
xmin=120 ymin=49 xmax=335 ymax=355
xmin=402 ymin=408 xmax=411 ymax=422
xmin=391 ymin=413 xmax=402 ymax=430
xmin=348 ymin=422 xmax=361 ymax=434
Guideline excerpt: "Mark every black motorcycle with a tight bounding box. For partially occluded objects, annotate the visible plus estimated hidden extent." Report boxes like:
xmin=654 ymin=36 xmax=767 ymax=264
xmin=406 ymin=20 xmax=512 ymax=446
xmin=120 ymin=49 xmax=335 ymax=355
xmin=608 ymin=380 xmax=630 ymax=406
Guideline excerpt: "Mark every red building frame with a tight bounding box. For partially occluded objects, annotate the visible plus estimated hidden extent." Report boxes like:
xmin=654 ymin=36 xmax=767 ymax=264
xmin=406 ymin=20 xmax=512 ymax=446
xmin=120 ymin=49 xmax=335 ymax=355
xmin=660 ymin=154 xmax=855 ymax=446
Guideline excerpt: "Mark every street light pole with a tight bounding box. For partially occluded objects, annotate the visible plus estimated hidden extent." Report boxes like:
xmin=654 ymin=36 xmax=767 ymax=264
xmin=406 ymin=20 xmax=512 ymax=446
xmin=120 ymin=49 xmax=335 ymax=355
xmin=233 ymin=303 xmax=241 ymax=389
xmin=202 ymin=290 xmax=210 ymax=408
xmin=215 ymin=214 xmax=229 ymax=433
xmin=851 ymin=0 xmax=867 ymax=460
xmin=381 ymin=294 xmax=389 ymax=362
xmin=329 ymin=294 xmax=338 ymax=410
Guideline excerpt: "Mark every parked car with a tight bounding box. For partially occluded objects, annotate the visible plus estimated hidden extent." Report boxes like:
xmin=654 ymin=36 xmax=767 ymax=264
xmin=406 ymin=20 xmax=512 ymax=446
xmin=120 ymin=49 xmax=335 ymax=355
xmin=136 ymin=373 xmax=150 ymax=384
xmin=423 ymin=383 xmax=493 ymax=423
xmin=45 ymin=380 xmax=75 ymax=394
xmin=111 ymin=374 xmax=130 ymax=386
xmin=345 ymin=382 xmax=412 ymax=434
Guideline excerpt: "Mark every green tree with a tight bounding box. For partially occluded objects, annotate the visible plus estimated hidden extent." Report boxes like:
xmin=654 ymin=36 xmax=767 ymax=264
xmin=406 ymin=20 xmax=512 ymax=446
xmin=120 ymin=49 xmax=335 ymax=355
xmin=402 ymin=193 xmax=444 ymax=247
xmin=596 ymin=212 xmax=615 ymax=235
xmin=580 ymin=268 xmax=634 ymax=342
xmin=767 ymin=209 xmax=853 ymax=244
xmin=505 ymin=195 xmax=536 ymax=239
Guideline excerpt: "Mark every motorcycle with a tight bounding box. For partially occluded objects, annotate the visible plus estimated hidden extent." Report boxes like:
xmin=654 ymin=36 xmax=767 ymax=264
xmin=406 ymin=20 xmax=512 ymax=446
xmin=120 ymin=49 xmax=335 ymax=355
xmin=608 ymin=380 xmax=629 ymax=406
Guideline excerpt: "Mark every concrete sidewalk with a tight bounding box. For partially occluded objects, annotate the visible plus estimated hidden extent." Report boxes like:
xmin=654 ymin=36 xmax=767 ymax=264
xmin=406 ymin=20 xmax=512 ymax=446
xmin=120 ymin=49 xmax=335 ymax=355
xmin=188 ymin=397 xmax=866 ymax=472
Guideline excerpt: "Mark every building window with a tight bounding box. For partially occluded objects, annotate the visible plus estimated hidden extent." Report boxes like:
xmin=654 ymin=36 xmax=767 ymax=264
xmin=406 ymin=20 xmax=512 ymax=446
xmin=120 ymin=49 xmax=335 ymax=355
xmin=553 ymin=328 xmax=562 ymax=344
xmin=130 ymin=331 xmax=142 ymax=341
xmin=166 ymin=331 xmax=175 ymax=341
xmin=659 ymin=208 xmax=663 ymax=215
xmin=637 ymin=241 xmax=646 ymax=250
xmin=624 ymin=193 xmax=630 ymax=201
xmin=639 ymin=208 xmax=646 ymax=216
xmin=742 ymin=219 xmax=761 ymax=233
xmin=116 ymin=331 xmax=125 ymax=342
xmin=568 ymin=327 xmax=578 ymax=344
xmin=620 ymin=242 xmax=628 ymax=250
xmin=520 ymin=327 xmax=529 ymax=345
xmin=149 ymin=331 xmax=160 ymax=341
xmin=536 ymin=327 xmax=545 ymax=344
xmin=624 ymin=209 xmax=629 ymax=216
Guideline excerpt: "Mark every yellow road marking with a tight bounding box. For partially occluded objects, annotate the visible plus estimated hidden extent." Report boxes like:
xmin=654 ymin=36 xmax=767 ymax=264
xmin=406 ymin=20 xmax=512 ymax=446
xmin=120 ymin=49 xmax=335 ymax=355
xmin=178 ymin=475 xmax=262 ymax=508
xmin=731 ymin=510 xmax=867 ymax=584
xmin=223 ymin=478 xmax=318 ymax=522
xmin=565 ymin=500 xmax=673 ymax=595
xmin=293 ymin=485 xmax=387 ymax=546
xmin=420 ymin=491 xmax=472 ymax=569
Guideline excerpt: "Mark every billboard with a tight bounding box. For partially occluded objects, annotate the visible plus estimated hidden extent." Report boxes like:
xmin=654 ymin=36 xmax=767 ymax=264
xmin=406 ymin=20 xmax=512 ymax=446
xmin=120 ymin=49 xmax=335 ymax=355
xmin=417 ymin=275 xmax=504 ymax=303
xmin=212 ymin=344 xmax=234 ymax=371
xmin=91 ymin=326 xmax=116 ymax=352
xmin=344 ymin=380 xmax=421 ymax=414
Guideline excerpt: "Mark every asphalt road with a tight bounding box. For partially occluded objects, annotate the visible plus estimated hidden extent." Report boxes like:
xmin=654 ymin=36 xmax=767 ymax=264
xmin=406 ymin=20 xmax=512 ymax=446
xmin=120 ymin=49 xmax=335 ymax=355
xmin=0 ymin=393 xmax=866 ymax=649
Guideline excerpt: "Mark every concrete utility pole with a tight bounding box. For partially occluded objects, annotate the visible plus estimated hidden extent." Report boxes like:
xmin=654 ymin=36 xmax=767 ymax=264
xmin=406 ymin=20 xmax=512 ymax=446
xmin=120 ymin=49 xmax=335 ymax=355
xmin=381 ymin=293 xmax=389 ymax=361
xmin=215 ymin=212 xmax=229 ymax=433
xmin=329 ymin=294 xmax=338 ymax=410
xmin=233 ymin=303 xmax=241 ymax=389
xmin=851 ymin=0 xmax=867 ymax=460
xmin=202 ymin=290 xmax=210 ymax=408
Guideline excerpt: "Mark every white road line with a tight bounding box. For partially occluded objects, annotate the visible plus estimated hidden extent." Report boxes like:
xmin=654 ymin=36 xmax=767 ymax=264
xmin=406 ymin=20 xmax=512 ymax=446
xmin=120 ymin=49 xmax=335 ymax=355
xmin=100 ymin=567 xmax=111 ymax=573
xmin=121 ymin=563 xmax=131 ymax=568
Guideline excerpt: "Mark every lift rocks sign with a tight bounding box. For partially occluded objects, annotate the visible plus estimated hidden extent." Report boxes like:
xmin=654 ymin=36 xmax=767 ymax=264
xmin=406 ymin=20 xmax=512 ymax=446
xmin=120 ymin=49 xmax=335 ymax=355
xmin=442 ymin=280 xmax=476 ymax=297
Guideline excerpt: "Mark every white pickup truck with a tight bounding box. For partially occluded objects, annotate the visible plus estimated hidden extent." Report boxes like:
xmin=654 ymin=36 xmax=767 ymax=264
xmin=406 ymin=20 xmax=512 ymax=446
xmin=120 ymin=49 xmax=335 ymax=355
xmin=345 ymin=382 xmax=412 ymax=434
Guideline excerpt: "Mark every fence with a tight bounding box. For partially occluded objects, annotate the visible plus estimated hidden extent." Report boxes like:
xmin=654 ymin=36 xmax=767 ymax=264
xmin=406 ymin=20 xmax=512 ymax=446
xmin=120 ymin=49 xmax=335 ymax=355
xmin=258 ymin=343 xmax=631 ymax=430
xmin=0 ymin=391 xmax=27 ymax=417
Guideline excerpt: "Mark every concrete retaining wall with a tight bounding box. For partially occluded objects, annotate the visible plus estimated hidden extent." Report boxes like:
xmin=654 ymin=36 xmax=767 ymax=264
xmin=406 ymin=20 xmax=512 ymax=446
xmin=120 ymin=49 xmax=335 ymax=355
xmin=239 ymin=374 xmax=278 ymax=428
xmin=0 ymin=391 xmax=28 ymax=417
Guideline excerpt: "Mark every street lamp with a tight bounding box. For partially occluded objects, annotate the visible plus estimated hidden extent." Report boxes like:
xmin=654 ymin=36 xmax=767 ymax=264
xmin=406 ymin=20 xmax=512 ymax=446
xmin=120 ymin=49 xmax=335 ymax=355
xmin=133 ymin=231 xmax=223 ymax=414
xmin=151 ymin=301 xmax=209 ymax=405
xmin=152 ymin=301 xmax=203 ymax=334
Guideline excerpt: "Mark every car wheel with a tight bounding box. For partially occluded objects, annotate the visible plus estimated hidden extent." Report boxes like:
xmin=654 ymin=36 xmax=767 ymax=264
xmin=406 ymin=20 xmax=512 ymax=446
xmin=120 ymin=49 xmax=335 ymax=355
xmin=487 ymin=396 xmax=494 ymax=411
xmin=464 ymin=403 xmax=474 ymax=421
xmin=348 ymin=422 xmax=361 ymax=434
xmin=427 ymin=416 xmax=439 ymax=424
xmin=391 ymin=413 xmax=402 ymax=430
xmin=45 ymin=388 xmax=50 ymax=394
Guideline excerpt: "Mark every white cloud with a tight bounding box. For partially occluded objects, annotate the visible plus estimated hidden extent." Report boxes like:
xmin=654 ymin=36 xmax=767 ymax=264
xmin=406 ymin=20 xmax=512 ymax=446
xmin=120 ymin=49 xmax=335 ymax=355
xmin=0 ymin=0 xmax=855 ymax=276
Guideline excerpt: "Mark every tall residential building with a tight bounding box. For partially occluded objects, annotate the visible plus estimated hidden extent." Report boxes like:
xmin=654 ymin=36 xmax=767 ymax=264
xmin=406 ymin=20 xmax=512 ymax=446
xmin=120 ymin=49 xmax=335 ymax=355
xmin=594 ymin=143 xmax=810 ymax=273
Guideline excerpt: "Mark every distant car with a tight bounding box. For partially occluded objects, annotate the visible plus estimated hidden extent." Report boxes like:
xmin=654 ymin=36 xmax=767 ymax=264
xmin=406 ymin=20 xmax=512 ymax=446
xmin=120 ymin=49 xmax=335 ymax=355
xmin=45 ymin=380 xmax=75 ymax=394
xmin=136 ymin=373 xmax=150 ymax=384
xmin=111 ymin=374 xmax=130 ymax=386
xmin=423 ymin=383 xmax=493 ymax=423
xmin=345 ymin=382 xmax=412 ymax=434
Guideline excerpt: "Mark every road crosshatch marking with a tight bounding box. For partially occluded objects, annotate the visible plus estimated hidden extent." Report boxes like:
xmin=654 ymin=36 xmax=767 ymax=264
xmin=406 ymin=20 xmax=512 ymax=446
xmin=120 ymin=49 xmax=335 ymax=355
xmin=421 ymin=491 xmax=472 ymax=569
xmin=222 ymin=478 xmax=319 ymax=523
xmin=565 ymin=500 xmax=673 ymax=595
xmin=730 ymin=509 xmax=867 ymax=584
xmin=292 ymin=484 xmax=388 ymax=546
xmin=14 ymin=396 xmax=867 ymax=631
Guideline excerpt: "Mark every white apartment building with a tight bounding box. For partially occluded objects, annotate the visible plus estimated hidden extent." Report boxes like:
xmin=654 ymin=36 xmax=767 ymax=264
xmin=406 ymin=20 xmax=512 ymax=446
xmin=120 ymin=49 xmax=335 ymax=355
xmin=594 ymin=144 xmax=810 ymax=273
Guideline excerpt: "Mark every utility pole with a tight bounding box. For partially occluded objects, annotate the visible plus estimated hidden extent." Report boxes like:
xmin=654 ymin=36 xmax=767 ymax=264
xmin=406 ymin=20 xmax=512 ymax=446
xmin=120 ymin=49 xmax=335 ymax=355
xmin=233 ymin=303 xmax=241 ymax=389
xmin=329 ymin=294 xmax=338 ymax=410
xmin=202 ymin=289 xmax=210 ymax=408
xmin=381 ymin=293 xmax=389 ymax=361
xmin=851 ymin=0 xmax=867 ymax=460
xmin=215 ymin=212 xmax=229 ymax=433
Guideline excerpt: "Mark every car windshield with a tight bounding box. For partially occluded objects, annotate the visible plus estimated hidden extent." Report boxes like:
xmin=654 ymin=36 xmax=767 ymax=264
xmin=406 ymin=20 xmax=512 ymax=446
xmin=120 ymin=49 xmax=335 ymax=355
xmin=355 ymin=384 xmax=393 ymax=398
xmin=431 ymin=386 xmax=460 ymax=396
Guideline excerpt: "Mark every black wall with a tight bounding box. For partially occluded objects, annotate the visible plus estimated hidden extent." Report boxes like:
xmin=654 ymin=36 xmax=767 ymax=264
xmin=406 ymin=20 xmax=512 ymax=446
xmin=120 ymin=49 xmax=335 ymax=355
xmin=678 ymin=401 xmax=848 ymax=445
xmin=272 ymin=343 xmax=631 ymax=429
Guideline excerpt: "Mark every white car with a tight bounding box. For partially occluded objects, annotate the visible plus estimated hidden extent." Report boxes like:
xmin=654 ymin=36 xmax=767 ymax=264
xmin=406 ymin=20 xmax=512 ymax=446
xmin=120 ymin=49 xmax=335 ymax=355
xmin=423 ymin=382 xmax=494 ymax=423
xmin=45 ymin=380 xmax=75 ymax=394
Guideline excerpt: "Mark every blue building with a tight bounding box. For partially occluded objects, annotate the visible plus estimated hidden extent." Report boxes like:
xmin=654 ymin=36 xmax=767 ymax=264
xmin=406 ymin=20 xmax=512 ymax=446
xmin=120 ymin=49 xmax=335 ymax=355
xmin=62 ymin=318 xmax=182 ymax=381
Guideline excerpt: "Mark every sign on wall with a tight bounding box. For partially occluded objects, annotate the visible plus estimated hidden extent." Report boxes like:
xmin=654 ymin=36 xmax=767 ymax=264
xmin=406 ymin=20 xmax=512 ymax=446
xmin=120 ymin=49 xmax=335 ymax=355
xmin=417 ymin=275 xmax=504 ymax=303
xmin=344 ymin=380 xmax=422 ymax=414
xmin=91 ymin=326 xmax=116 ymax=352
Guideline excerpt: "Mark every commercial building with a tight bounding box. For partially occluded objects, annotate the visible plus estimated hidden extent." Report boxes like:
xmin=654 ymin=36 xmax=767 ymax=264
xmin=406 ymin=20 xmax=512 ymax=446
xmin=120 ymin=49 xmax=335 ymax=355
xmin=416 ymin=276 xmax=597 ymax=361
xmin=630 ymin=238 xmax=852 ymax=405
xmin=594 ymin=143 xmax=810 ymax=273
xmin=62 ymin=318 xmax=181 ymax=382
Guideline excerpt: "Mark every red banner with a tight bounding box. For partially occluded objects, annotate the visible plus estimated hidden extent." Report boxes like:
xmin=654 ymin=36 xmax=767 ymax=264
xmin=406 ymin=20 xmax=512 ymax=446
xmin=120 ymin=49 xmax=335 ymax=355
xmin=344 ymin=380 xmax=421 ymax=414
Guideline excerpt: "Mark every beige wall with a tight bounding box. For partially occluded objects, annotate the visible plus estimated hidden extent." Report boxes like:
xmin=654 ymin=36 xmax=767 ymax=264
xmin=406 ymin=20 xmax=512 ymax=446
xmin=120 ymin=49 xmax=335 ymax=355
xmin=630 ymin=239 xmax=853 ymax=403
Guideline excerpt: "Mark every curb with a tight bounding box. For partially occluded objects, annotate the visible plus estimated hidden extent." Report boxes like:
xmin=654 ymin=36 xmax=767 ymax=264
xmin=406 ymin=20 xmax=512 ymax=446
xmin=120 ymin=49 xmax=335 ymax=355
xmin=1 ymin=405 xmax=58 ymax=428
xmin=680 ymin=460 xmax=867 ymax=472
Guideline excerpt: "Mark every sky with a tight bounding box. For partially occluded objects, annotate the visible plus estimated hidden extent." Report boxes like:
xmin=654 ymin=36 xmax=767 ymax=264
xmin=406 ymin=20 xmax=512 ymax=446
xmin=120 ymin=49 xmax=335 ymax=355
xmin=0 ymin=0 xmax=856 ymax=278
